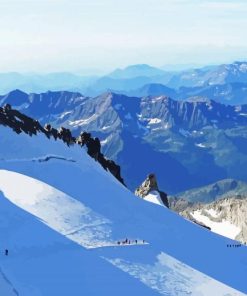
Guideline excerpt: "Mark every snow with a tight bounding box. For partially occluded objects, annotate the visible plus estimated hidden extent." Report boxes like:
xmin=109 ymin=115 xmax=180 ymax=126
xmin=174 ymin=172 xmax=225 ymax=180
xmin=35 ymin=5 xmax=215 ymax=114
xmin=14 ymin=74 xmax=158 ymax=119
xmin=195 ymin=143 xmax=206 ymax=148
xmin=59 ymin=111 xmax=72 ymax=119
xmin=0 ymin=125 xmax=246 ymax=295
xmin=151 ymin=127 xmax=163 ymax=131
xmin=191 ymin=210 xmax=241 ymax=240
xmin=151 ymin=96 xmax=165 ymax=102
xmin=142 ymin=190 xmax=164 ymax=207
xmin=205 ymin=208 xmax=220 ymax=218
xmin=163 ymin=122 xmax=170 ymax=129
xmin=68 ymin=114 xmax=97 ymax=126
xmin=102 ymin=125 xmax=112 ymax=130
xmin=106 ymin=251 xmax=244 ymax=296
xmin=0 ymin=268 xmax=18 ymax=296
xmin=148 ymin=118 xmax=161 ymax=124
xmin=240 ymin=63 xmax=247 ymax=73
xmin=101 ymin=138 xmax=109 ymax=145
xmin=0 ymin=170 xmax=113 ymax=249
xmin=0 ymin=192 xmax=153 ymax=296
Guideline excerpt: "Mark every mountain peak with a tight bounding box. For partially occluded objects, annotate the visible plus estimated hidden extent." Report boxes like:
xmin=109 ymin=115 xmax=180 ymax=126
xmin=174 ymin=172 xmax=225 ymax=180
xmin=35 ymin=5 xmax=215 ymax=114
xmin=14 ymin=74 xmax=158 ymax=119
xmin=108 ymin=64 xmax=164 ymax=79
xmin=0 ymin=89 xmax=29 ymax=106
xmin=7 ymin=89 xmax=28 ymax=96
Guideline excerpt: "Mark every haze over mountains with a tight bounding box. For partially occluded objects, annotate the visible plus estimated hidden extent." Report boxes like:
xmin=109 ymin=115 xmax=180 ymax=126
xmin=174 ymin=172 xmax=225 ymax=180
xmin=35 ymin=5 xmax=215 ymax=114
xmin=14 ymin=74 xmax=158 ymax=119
xmin=1 ymin=61 xmax=247 ymax=105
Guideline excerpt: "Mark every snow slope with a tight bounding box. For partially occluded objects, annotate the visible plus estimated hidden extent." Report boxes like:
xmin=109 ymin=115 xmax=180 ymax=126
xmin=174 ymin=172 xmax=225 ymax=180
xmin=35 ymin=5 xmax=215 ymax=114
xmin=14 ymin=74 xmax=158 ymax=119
xmin=0 ymin=190 xmax=156 ymax=296
xmin=191 ymin=210 xmax=241 ymax=240
xmin=143 ymin=190 xmax=165 ymax=206
xmin=0 ymin=125 xmax=247 ymax=295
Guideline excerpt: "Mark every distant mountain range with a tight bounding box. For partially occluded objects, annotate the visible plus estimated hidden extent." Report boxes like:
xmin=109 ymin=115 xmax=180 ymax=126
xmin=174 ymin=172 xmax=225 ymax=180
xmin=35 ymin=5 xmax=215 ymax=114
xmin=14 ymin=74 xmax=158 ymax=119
xmin=1 ymin=61 xmax=247 ymax=104
xmin=174 ymin=179 xmax=247 ymax=203
xmin=2 ymin=89 xmax=247 ymax=194
xmin=0 ymin=72 xmax=97 ymax=94
xmin=107 ymin=64 xmax=166 ymax=79
xmin=124 ymin=82 xmax=247 ymax=105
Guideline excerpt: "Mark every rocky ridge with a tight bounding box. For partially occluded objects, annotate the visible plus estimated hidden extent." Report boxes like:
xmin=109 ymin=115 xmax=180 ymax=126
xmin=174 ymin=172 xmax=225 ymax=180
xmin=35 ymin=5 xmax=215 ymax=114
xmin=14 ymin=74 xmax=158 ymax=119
xmin=0 ymin=104 xmax=125 ymax=185
xmin=178 ymin=196 xmax=247 ymax=244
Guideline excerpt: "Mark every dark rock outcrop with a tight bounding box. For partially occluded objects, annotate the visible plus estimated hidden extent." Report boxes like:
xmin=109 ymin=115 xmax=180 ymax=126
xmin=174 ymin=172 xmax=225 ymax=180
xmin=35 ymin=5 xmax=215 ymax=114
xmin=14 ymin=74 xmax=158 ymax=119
xmin=76 ymin=131 xmax=125 ymax=185
xmin=0 ymin=104 xmax=125 ymax=186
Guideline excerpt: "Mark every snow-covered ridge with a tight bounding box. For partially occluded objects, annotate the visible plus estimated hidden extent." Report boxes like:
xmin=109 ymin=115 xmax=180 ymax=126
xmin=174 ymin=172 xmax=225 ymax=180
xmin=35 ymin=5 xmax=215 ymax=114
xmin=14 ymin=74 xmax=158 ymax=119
xmin=0 ymin=125 xmax=246 ymax=295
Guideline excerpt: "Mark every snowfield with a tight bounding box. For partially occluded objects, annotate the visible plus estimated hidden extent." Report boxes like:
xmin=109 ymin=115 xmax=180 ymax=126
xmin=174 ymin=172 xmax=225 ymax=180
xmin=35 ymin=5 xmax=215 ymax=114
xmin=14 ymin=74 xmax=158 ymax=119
xmin=191 ymin=210 xmax=241 ymax=240
xmin=0 ymin=170 xmax=113 ymax=249
xmin=0 ymin=125 xmax=247 ymax=295
xmin=142 ymin=190 xmax=165 ymax=206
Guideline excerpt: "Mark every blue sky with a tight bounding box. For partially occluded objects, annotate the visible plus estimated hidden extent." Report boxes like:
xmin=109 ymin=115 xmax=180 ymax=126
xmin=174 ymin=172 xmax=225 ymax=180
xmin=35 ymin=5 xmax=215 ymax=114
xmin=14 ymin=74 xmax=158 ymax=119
xmin=0 ymin=0 xmax=246 ymax=73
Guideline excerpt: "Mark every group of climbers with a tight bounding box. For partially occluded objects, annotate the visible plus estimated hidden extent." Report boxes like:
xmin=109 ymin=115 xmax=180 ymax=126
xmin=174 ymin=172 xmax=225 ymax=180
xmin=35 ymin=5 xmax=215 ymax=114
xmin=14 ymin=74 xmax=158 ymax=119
xmin=117 ymin=239 xmax=146 ymax=245
xmin=0 ymin=104 xmax=125 ymax=185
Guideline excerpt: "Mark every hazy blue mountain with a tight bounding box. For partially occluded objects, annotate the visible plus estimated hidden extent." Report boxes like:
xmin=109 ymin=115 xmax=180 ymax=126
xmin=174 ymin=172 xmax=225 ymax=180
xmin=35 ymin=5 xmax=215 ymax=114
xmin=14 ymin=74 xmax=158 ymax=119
xmin=95 ymin=61 xmax=247 ymax=105
xmin=82 ymin=64 xmax=175 ymax=96
xmin=1 ymin=62 xmax=247 ymax=103
xmin=167 ymin=61 xmax=247 ymax=89
xmin=108 ymin=64 xmax=167 ymax=79
xmin=84 ymin=76 xmax=154 ymax=96
xmin=0 ymin=72 xmax=97 ymax=94
xmin=127 ymin=82 xmax=247 ymax=105
xmin=161 ymin=64 xmax=218 ymax=72
xmin=177 ymin=82 xmax=247 ymax=105
xmin=97 ymin=61 xmax=247 ymax=95
xmin=2 ymin=90 xmax=247 ymax=194
xmin=175 ymin=179 xmax=247 ymax=203
xmin=125 ymin=83 xmax=177 ymax=98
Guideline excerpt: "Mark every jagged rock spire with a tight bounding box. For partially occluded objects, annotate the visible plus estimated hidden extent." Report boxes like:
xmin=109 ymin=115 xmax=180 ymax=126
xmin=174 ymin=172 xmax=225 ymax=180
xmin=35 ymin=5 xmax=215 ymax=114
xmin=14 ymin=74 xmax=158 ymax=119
xmin=135 ymin=174 xmax=169 ymax=208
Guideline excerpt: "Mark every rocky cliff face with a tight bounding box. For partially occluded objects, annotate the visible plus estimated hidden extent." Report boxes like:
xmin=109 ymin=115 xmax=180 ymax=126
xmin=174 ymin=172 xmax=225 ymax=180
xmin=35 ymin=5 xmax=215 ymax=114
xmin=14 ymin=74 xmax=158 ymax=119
xmin=135 ymin=174 xmax=169 ymax=208
xmin=178 ymin=196 xmax=247 ymax=244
